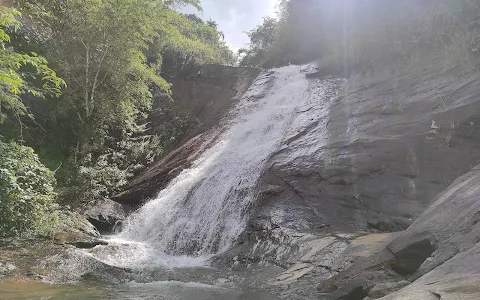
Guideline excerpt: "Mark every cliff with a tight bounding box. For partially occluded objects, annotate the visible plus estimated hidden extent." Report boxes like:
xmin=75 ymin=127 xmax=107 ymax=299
xmin=109 ymin=60 xmax=480 ymax=299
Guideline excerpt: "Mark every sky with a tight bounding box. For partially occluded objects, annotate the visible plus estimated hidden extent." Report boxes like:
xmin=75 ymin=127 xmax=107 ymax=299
xmin=180 ymin=0 xmax=278 ymax=52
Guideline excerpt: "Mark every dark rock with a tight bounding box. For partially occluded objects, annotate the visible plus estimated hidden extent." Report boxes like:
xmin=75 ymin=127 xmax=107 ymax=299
xmin=83 ymin=198 xmax=126 ymax=234
xmin=260 ymin=184 xmax=286 ymax=197
xmin=385 ymin=164 xmax=480 ymax=279
xmin=168 ymin=64 xmax=262 ymax=141
xmin=71 ymin=239 xmax=109 ymax=249
xmin=388 ymin=237 xmax=434 ymax=276
xmin=365 ymin=164 xmax=480 ymax=299
xmin=310 ymin=163 xmax=480 ymax=300
xmin=52 ymin=230 xmax=107 ymax=249
xmin=335 ymin=285 xmax=371 ymax=300
xmin=318 ymin=282 xmax=339 ymax=293
xmin=112 ymin=131 xmax=220 ymax=207
xmin=54 ymin=211 xmax=99 ymax=238
xmin=366 ymin=280 xmax=410 ymax=299
xmin=367 ymin=221 xmax=405 ymax=233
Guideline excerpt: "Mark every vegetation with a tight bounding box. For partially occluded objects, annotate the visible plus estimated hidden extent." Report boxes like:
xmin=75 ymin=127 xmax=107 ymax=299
xmin=0 ymin=7 xmax=64 ymax=122
xmin=240 ymin=0 xmax=480 ymax=73
xmin=0 ymin=139 xmax=60 ymax=237
xmin=0 ymin=0 xmax=233 ymax=236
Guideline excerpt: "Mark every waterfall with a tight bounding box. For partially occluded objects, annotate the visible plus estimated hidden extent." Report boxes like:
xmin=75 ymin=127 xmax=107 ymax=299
xmin=87 ymin=65 xmax=329 ymax=268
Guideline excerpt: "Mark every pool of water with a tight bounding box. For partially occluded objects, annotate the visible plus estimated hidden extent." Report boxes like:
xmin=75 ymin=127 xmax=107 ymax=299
xmin=0 ymin=279 xmax=282 ymax=300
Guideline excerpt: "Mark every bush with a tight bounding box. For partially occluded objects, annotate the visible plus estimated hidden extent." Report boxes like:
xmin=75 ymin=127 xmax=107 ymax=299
xmin=65 ymin=120 xmax=165 ymax=204
xmin=0 ymin=139 xmax=60 ymax=237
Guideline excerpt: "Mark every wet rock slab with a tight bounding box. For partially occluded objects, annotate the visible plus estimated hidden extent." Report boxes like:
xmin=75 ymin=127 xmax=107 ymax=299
xmin=255 ymin=63 xmax=480 ymax=233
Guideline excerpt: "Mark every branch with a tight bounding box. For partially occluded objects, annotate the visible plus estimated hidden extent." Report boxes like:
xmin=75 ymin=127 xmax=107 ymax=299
xmin=68 ymin=73 xmax=83 ymax=88
xmin=14 ymin=112 xmax=24 ymax=145
xmin=31 ymin=117 xmax=46 ymax=132
xmin=90 ymin=47 xmax=109 ymax=112
xmin=53 ymin=162 xmax=63 ymax=174
xmin=83 ymin=40 xmax=90 ymax=117
xmin=96 ymin=70 xmax=110 ymax=89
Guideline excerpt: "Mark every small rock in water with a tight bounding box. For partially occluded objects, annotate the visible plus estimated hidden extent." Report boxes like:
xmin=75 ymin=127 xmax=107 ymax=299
xmin=72 ymin=239 xmax=109 ymax=249
xmin=0 ymin=262 xmax=16 ymax=274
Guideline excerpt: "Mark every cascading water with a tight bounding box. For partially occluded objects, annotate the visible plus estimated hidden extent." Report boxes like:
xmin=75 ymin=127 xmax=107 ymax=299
xmin=86 ymin=65 xmax=332 ymax=268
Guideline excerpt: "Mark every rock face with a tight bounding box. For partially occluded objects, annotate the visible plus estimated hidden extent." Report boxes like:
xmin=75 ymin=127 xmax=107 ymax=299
xmin=112 ymin=130 xmax=221 ymax=207
xmin=308 ymin=163 xmax=480 ymax=300
xmin=255 ymin=63 xmax=480 ymax=233
xmin=111 ymin=61 xmax=480 ymax=299
xmin=168 ymin=64 xmax=262 ymax=140
xmin=374 ymin=164 xmax=480 ymax=299
xmin=216 ymin=163 xmax=480 ymax=299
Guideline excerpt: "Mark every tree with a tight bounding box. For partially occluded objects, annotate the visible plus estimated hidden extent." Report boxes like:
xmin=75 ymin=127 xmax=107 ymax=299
xmin=156 ymin=11 xmax=234 ymax=75
xmin=207 ymin=19 xmax=218 ymax=29
xmin=4 ymin=0 xmax=234 ymax=205
xmin=17 ymin=0 xmax=233 ymax=160
xmin=185 ymin=13 xmax=204 ymax=24
xmin=0 ymin=7 xmax=64 ymax=122
xmin=239 ymin=17 xmax=278 ymax=67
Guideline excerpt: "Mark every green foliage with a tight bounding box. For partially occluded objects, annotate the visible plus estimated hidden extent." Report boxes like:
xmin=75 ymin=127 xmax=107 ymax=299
xmin=73 ymin=121 xmax=164 ymax=202
xmin=0 ymin=7 xmax=65 ymax=121
xmin=0 ymin=0 xmax=233 ymax=207
xmin=157 ymin=11 xmax=235 ymax=76
xmin=37 ymin=0 xmax=170 ymax=153
xmin=0 ymin=139 xmax=60 ymax=237
xmin=0 ymin=0 xmax=235 ymax=239
xmin=239 ymin=17 xmax=279 ymax=67
xmin=16 ymin=0 xmax=233 ymax=159
xmin=0 ymin=0 xmax=234 ymax=209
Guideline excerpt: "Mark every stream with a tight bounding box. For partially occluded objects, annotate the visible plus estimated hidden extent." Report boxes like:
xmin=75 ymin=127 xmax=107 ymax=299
xmin=0 ymin=279 xmax=282 ymax=300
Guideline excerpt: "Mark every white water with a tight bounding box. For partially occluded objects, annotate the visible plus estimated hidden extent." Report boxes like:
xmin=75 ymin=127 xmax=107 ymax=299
xmin=88 ymin=65 xmax=320 ymax=268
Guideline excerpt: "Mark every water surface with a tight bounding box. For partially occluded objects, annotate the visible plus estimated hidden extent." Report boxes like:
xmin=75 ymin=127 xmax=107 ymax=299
xmin=0 ymin=279 xmax=282 ymax=300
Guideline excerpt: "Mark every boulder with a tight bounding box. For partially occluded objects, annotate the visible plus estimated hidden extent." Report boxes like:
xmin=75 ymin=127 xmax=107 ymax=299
xmin=0 ymin=262 xmax=16 ymax=276
xmin=388 ymin=240 xmax=433 ymax=276
xmin=51 ymin=211 xmax=99 ymax=239
xmin=83 ymin=198 xmax=126 ymax=234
